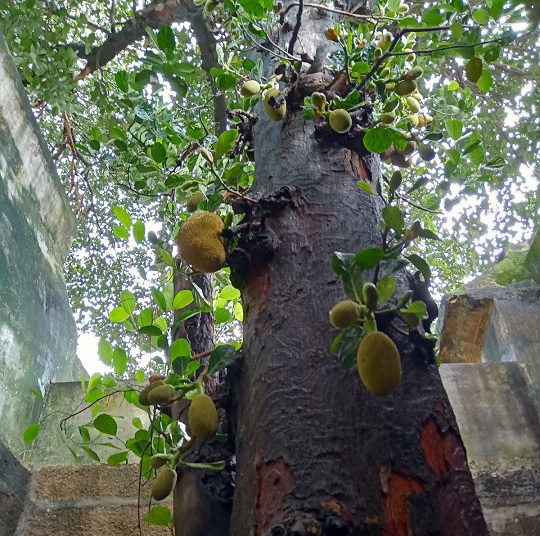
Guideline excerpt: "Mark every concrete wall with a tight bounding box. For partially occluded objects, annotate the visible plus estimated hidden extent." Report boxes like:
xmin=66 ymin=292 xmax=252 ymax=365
xmin=0 ymin=30 xmax=78 ymax=460
xmin=439 ymin=284 xmax=540 ymax=535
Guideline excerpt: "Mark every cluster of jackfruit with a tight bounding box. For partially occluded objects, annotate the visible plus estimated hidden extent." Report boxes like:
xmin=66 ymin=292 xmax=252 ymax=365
xmin=177 ymin=212 xmax=226 ymax=273
xmin=188 ymin=394 xmax=219 ymax=441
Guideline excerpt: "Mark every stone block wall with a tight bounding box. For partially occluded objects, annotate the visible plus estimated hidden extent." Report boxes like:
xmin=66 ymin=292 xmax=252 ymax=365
xmin=0 ymin=30 xmax=77 ymax=459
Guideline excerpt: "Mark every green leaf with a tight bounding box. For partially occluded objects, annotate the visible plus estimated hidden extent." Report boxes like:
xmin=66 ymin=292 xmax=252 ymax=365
xmin=113 ymin=347 xmax=128 ymax=376
xmin=472 ymin=8 xmax=489 ymax=24
xmin=355 ymin=248 xmax=385 ymax=269
xmin=363 ymin=127 xmax=392 ymax=153
xmin=84 ymin=388 xmax=104 ymax=404
xmin=215 ymin=307 xmax=232 ymax=324
xmin=151 ymin=288 xmax=167 ymax=311
xmin=351 ymin=61 xmax=371 ymax=75
xmin=79 ymin=426 xmax=91 ymax=443
xmin=403 ymin=300 xmax=428 ymax=319
xmin=138 ymin=325 xmax=163 ymax=336
xmin=82 ymin=446 xmax=100 ymax=462
xmin=170 ymin=338 xmax=191 ymax=361
xmin=450 ymin=22 xmax=463 ymax=39
xmin=94 ymin=414 xmax=118 ymax=436
xmin=132 ymin=417 xmax=144 ymax=430
xmin=107 ymin=451 xmax=128 ymax=466
xmin=215 ymin=129 xmax=239 ymax=160
xmin=445 ymin=119 xmax=463 ymax=141
xmin=113 ymin=206 xmax=132 ymax=228
xmin=88 ymin=372 xmax=101 ymax=391
xmin=114 ymin=70 xmax=130 ymax=93
xmin=114 ymin=226 xmax=129 ymax=240
xmin=120 ymin=290 xmax=136 ymax=314
xmin=332 ymin=326 xmax=364 ymax=370
xmin=151 ymin=142 xmax=167 ymax=163
xmin=98 ymin=338 xmax=114 ymax=365
xmin=331 ymin=252 xmax=364 ymax=300
xmin=382 ymin=205 xmax=404 ymax=234
xmin=406 ymin=254 xmax=431 ymax=283
xmin=29 ymin=389 xmax=44 ymax=400
xmin=172 ymin=289 xmax=194 ymax=310
xmin=109 ymin=306 xmax=130 ymax=322
xmin=157 ymin=25 xmax=175 ymax=51
xmin=357 ymin=181 xmax=373 ymax=194
xmin=418 ymin=229 xmax=439 ymax=240
xmin=219 ymin=285 xmax=241 ymax=300
xmin=423 ymin=8 xmax=444 ymax=25
xmin=133 ymin=220 xmax=145 ymax=243
xmin=102 ymin=376 xmax=117 ymax=388
xmin=483 ymin=45 xmax=500 ymax=62
xmin=465 ymin=58 xmax=483 ymax=83
xmin=476 ymin=69 xmax=493 ymax=93
xmin=208 ymin=344 xmax=238 ymax=375
xmin=142 ymin=506 xmax=172 ymax=527
xmin=24 ymin=423 xmax=40 ymax=444
xmin=377 ymin=275 xmax=396 ymax=303
xmin=179 ymin=460 xmax=226 ymax=470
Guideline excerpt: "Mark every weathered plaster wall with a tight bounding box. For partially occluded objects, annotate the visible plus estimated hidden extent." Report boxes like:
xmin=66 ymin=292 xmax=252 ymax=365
xmin=439 ymin=283 xmax=540 ymax=535
xmin=0 ymin=30 xmax=77 ymax=459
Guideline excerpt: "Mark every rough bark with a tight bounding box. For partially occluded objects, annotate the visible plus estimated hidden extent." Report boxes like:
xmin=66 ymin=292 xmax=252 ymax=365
xmin=227 ymin=4 xmax=489 ymax=535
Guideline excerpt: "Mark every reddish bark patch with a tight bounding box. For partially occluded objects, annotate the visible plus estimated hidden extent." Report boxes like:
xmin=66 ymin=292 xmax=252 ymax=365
xmin=320 ymin=499 xmax=351 ymax=522
xmin=420 ymin=417 xmax=468 ymax=480
xmin=246 ymin=264 xmax=272 ymax=312
xmin=380 ymin=469 xmax=424 ymax=536
xmin=255 ymin=457 xmax=295 ymax=533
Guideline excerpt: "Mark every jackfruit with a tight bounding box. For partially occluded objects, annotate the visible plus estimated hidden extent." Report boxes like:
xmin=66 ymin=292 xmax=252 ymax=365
xmin=200 ymin=147 xmax=214 ymax=164
xmin=379 ymin=113 xmax=395 ymax=124
xmin=177 ymin=212 xmax=226 ymax=273
xmin=148 ymin=383 xmax=176 ymax=406
xmin=418 ymin=142 xmax=436 ymax=161
xmin=404 ymin=66 xmax=423 ymax=80
xmin=407 ymin=114 xmax=419 ymax=128
xmin=328 ymin=109 xmax=352 ymax=134
xmin=394 ymin=79 xmax=417 ymax=96
xmin=186 ymin=191 xmax=204 ymax=212
xmin=241 ymin=80 xmax=261 ymax=97
xmin=357 ymin=331 xmax=401 ymax=396
xmin=150 ymin=454 xmax=172 ymax=470
xmin=397 ymin=3 xmax=410 ymax=13
xmin=264 ymin=88 xmax=287 ymax=121
xmin=311 ymin=92 xmax=326 ymax=110
xmin=151 ymin=467 xmax=177 ymax=501
xmin=329 ymin=300 xmax=362 ymax=328
xmin=362 ymin=283 xmax=378 ymax=311
xmin=406 ymin=96 xmax=420 ymax=113
xmin=138 ymin=381 xmax=164 ymax=406
xmin=188 ymin=394 xmax=218 ymax=441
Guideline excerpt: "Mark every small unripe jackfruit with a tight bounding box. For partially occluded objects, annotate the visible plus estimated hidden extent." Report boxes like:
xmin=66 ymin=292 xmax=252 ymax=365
xmin=362 ymin=283 xmax=379 ymax=311
xmin=150 ymin=454 xmax=172 ymax=470
xmin=404 ymin=66 xmax=423 ymax=80
xmin=241 ymin=80 xmax=261 ymax=97
xmin=151 ymin=467 xmax=177 ymax=501
xmin=138 ymin=381 xmax=164 ymax=406
xmin=418 ymin=142 xmax=436 ymax=161
xmin=397 ymin=3 xmax=410 ymax=13
xmin=204 ymin=0 xmax=218 ymax=13
xmin=357 ymin=331 xmax=401 ymax=396
xmin=148 ymin=384 xmax=176 ymax=406
xmin=311 ymin=92 xmax=326 ymax=110
xmin=186 ymin=191 xmax=204 ymax=212
xmin=329 ymin=300 xmax=362 ymax=328
xmin=329 ymin=109 xmax=352 ymax=134
xmin=178 ymin=212 xmax=226 ymax=273
xmin=264 ymin=88 xmax=287 ymax=121
xmin=188 ymin=394 xmax=219 ymax=441
xmin=379 ymin=113 xmax=396 ymax=124
xmin=394 ymin=80 xmax=417 ymax=96
xmin=199 ymin=147 xmax=214 ymax=164
xmin=406 ymin=96 xmax=421 ymax=113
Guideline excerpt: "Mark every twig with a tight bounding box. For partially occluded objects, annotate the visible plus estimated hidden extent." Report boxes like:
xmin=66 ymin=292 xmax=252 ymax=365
xmin=396 ymin=192 xmax=442 ymax=214
xmin=285 ymin=2 xmax=395 ymax=22
xmin=288 ymin=0 xmax=303 ymax=55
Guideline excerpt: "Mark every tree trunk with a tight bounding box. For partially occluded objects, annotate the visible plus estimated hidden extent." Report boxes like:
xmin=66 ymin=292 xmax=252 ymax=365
xmin=228 ymin=4 xmax=489 ymax=535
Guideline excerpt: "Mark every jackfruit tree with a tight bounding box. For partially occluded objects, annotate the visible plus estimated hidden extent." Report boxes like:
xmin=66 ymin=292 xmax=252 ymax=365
xmin=3 ymin=0 xmax=539 ymax=534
